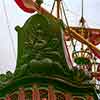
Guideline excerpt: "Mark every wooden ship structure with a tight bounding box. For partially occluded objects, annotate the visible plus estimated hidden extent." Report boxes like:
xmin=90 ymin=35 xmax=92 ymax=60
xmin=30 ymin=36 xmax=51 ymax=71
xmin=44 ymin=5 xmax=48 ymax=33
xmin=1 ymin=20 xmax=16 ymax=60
xmin=0 ymin=0 xmax=100 ymax=99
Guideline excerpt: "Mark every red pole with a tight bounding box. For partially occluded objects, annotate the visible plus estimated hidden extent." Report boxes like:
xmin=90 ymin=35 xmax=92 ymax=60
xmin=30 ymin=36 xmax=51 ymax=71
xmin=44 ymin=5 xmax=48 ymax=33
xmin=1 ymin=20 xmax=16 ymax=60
xmin=32 ymin=84 xmax=40 ymax=100
xmin=64 ymin=93 xmax=71 ymax=100
xmin=48 ymin=85 xmax=56 ymax=100
xmin=5 ymin=95 xmax=11 ymax=100
xmin=18 ymin=87 xmax=25 ymax=100
xmin=87 ymin=96 xmax=94 ymax=100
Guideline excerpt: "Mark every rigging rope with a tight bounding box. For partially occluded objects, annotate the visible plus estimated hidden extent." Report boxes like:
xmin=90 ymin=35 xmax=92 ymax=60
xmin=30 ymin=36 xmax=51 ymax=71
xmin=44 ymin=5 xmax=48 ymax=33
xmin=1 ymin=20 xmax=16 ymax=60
xmin=61 ymin=1 xmax=76 ymax=52
xmin=2 ymin=0 xmax=16 ymax=59
xmin=63 ymin=0 xmax=80 ymax=18
xmin=50 ymin=0 xmax=56 ymax=14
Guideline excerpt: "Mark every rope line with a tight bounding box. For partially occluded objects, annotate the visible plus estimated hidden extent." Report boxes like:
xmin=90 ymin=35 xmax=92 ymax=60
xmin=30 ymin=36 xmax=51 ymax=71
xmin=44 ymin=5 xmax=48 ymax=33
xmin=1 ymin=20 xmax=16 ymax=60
xmin=63 ymin=0 xmax=80 ymax=17
xmin=50 ymin=0 xmax=56 ymax=14
xmin=61 ymin=1 xmax=76 ymax=51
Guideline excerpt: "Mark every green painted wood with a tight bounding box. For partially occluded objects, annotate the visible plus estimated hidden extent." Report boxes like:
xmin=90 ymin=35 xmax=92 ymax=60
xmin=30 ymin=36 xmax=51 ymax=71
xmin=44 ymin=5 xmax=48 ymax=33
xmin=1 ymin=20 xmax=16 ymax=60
xmin=0 ymin=13 xmax=98 ymax=99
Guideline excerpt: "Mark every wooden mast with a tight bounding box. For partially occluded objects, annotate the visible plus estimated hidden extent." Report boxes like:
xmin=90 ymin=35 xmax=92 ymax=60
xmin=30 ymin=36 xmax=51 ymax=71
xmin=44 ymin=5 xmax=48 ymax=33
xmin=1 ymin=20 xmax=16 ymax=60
xmin=56 ymin=0 xmax=60 ymax=18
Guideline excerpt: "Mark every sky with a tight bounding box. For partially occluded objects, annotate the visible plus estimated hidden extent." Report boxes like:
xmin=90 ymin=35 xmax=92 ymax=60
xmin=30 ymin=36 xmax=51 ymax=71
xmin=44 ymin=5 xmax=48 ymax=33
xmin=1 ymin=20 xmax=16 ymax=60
xmin=0 ymin=0 xmax=100 ymax=74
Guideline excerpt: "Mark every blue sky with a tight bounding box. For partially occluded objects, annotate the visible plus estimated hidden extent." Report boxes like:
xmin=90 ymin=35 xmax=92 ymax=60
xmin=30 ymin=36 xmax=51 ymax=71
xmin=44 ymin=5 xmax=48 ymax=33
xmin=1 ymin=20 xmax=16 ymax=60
xmin=0 ymin=0 xmax=100 ymax=73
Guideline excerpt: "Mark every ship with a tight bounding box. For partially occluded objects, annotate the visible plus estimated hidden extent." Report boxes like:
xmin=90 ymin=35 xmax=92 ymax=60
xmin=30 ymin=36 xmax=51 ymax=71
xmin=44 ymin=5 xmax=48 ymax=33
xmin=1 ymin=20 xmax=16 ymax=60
xmin=0 ymin=0 xmax=100 ymax=99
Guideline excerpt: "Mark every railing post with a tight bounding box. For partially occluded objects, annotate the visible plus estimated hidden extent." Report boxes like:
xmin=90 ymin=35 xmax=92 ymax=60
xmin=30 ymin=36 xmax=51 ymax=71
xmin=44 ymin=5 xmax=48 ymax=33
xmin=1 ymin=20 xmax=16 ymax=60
xmin=48 ymin=85 xmax=56 ymax=100
xmin=18 ymin=87 xmax=25 ymax=100
xmin=5 ymin=95 xmax=11 ymax=100
xmin=32 ymin=84 xmax=40 ymax=100
xmin=64 ymin=93 xmax=71 ymax=100
xmin=87 ymin=96 xmax=94 ymax=100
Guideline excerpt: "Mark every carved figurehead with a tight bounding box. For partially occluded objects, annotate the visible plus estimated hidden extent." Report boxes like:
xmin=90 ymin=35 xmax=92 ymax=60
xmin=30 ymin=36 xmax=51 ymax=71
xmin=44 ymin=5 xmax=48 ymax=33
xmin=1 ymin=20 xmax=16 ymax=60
xmin=15 ymin=13 xmax=68 ymax=77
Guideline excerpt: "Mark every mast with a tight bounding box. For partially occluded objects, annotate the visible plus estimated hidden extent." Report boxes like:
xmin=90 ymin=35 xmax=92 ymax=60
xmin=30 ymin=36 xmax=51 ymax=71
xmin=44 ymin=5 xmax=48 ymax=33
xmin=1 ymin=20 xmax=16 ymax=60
xmin=80 ymin=0 xmax=85 ymax=50
xmin=81 ymin=0 xmax=85 ymax=26
xmin=57 ymin=0 xmax=60 ymax=18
